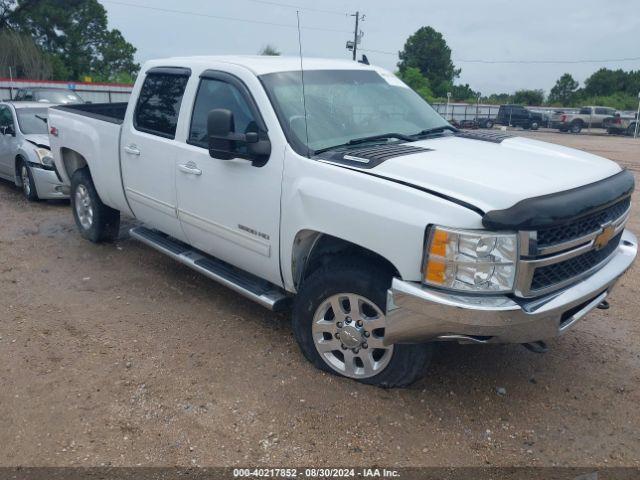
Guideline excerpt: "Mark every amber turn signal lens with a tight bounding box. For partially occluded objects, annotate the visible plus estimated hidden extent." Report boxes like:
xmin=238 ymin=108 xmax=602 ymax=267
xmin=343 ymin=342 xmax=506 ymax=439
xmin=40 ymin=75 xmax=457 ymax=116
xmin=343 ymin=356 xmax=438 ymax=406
xmin=429 ymin=229 xmax=449 ymax=257
xmin=425 ymin=259 xmax=446 ymax=284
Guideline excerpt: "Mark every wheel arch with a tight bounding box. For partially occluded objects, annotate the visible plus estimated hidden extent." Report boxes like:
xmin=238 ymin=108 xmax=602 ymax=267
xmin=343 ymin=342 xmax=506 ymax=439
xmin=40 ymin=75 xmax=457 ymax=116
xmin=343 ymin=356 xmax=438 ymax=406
xmin=60 ymin=147 xmax=89 ymax=182
xmin=291 ymin=230 xmax=401 ymax=291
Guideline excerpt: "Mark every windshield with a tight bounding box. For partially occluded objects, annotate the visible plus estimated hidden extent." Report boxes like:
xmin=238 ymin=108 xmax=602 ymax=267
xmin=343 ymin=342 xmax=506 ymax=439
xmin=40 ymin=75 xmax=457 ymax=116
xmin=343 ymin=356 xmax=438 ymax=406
xmin=260 ymin=69 xmax=450 ymax=153
xmin=16 ymin=108 xmax=49 ymax=135
xmin=36 ymin=90 xmax=84 ymax=104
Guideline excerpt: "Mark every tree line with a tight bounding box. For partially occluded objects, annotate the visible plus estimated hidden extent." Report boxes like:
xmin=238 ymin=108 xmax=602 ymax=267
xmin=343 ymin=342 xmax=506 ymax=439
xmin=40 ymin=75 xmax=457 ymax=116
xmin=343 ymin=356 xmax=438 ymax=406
xmin=0 ymin=0 xmax=139 ymax=83
xmin=396 ymin=26 xmax=640 ymax=110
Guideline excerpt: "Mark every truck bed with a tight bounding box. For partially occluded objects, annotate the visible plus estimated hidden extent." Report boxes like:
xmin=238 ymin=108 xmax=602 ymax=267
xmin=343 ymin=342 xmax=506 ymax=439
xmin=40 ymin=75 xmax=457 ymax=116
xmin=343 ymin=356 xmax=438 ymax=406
xmin=48 ymin=102 xmax=133 ymax=215
xmin=53 ymin=102 xmax=128 ymax=124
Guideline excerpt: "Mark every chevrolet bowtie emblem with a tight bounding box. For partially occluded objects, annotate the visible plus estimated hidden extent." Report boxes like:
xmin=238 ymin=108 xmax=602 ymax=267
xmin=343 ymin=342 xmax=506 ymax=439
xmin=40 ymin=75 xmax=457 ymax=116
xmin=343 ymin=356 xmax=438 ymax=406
xmin=594 ymin=224 xmax=616 ymax=250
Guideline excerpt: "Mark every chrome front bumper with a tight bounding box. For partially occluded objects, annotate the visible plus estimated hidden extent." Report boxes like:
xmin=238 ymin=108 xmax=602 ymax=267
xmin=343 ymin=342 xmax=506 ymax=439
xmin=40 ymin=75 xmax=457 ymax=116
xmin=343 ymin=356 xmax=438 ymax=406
xmin=384 ymin=229 xmax=637 ymax=345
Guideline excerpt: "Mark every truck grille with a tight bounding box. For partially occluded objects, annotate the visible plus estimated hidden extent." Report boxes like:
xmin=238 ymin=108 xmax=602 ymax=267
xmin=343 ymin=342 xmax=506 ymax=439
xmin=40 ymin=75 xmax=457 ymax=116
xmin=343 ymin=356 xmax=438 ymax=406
xmin=537 ymin=197 xmax=630 ymax=248
xmin=516 ymin=199 xmax=630 ymax=297
xmin=531 ymin=232 xmax=622 ymax=290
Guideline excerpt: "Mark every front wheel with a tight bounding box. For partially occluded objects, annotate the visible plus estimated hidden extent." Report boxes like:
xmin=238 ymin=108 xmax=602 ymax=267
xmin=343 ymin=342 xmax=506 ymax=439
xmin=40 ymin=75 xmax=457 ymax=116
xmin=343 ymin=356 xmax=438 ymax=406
xmin=19 ymin=159 xmax=39 ymax=202
xmin=71 ymin=168 xmax=120 ymax=243
xmin=570 ymin=122 xmax=583 ymax=134
xmin=292 ymin=259 xmax=433 ymax=388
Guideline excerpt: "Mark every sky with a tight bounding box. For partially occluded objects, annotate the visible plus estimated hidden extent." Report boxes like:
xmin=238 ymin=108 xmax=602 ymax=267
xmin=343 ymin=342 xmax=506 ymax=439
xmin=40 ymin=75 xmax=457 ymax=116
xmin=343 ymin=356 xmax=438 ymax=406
xmin=101 ymin=0 xmax=640 ymax=95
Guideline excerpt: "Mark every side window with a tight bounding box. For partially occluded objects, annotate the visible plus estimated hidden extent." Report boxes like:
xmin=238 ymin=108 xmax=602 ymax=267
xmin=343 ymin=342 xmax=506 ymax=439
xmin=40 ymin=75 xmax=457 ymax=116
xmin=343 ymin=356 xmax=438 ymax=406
xmin=595 ymin=107 xmax=609 ymax=115
xmin=0 ymin=106 xmax=13 ymax=128
xmin=22 ymin=90 xmax=34 ymax=101
xmin=188 ymin=77 xmax=258 ymax=148
xmin=134 ymin=72 xmax=189 ymax=139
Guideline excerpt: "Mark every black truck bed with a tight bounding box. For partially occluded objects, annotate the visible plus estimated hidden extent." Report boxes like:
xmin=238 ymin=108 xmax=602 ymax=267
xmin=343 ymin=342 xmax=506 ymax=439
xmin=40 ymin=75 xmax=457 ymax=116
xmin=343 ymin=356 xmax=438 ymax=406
xmin=52 ymin=102 xmax=128 ymax=125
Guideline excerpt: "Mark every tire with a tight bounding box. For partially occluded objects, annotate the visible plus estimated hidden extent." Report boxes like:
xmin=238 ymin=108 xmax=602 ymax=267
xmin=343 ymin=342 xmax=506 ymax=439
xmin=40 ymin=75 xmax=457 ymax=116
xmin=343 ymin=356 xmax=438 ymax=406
xmin=530 ymin=121 xmax=539 ymax=130
xmin=628 ymin=124 xmax=637 ymax=137
xmin=292 ymin=258 xmax=433 ymax=388
xmin=570 ymin=121 xmax=582 ymax=134
xmin=70 ymin=168 xmax=120 ymax=243
xmin=18 ymin=158 xmax=39 ymax=202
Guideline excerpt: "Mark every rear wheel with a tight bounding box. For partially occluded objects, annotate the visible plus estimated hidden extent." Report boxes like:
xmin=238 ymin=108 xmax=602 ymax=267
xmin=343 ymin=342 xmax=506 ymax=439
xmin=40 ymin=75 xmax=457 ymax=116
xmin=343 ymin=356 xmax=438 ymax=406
xmin=292 ymin=258 xmax=433 ymax=388
xmin=71 ymin=168 xmax=120 ymax=243
xmin=570 ymin=121 xmax=583 ymax=134
xmin=530 ymin=121 xmax=539 ymax=130
xmin=484 ymin=120 xmax=494 ymax=129
xmin=18 ymin=159 xmax=39 ymax=202
xmin=628 ymin=124 xmax=637 ymax=137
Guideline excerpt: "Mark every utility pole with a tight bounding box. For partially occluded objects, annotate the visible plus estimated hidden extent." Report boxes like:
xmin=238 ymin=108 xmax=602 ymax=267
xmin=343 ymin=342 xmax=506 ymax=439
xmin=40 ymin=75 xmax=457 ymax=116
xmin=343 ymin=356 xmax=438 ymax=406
xmin=352 ymin=11 xmax=359 ymax=61
xmin=635 ymin=91 xmax=640 ymax=139
xmin=346 ymin=12 xmax=364 ymax=61
xmin=8 ymin=66 xmax=14 ymax=100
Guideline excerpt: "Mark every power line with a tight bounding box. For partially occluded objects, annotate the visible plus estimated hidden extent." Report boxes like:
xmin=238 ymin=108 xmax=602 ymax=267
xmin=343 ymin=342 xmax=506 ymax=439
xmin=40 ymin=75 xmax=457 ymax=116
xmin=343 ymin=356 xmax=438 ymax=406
xmin=102 ymin=0 xmax=351 ymax=34
xmin=244 ymin=0 xmax=347 ymax=16
xmin=361 ymin=48 xmax=640 ymax=65
xmin=456 ymin=56 xmax=640 ymax=64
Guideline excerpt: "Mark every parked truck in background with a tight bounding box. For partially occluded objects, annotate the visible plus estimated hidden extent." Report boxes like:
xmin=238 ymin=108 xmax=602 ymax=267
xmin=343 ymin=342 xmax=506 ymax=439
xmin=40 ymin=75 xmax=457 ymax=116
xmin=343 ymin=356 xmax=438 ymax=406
xmin=47 ymin=56 xmax=637 ymax=387
xmin=605 ymin=112 xmax=638 ymax=136
xmin=551 ymin=106 xmax=616 ymax=133
xmin=495 ymin=104 xmax=543 ymax=130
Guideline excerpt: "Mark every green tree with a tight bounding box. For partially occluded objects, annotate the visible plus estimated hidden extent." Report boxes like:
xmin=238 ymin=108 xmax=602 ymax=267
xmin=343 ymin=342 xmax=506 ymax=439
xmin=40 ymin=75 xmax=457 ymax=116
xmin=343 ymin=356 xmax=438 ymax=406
xmin=398 ymin=26 xmax=460 ymax=97
xmin=396 ymin=67 xmax=434 ymax=101
xmin=450 ymin=83 xmax=478 ymax=101
xmin=584 ymin=68 xmax=627 ymax=97
xmin=513 ymin=89 xmax=544 ymax=106
xmin=6 ymin=0 xmax=139 ymax=81
xmin=259 ymin=44 xmax=281 ymax=56
xmin=548 ymin=73 xmax=579 ymax=105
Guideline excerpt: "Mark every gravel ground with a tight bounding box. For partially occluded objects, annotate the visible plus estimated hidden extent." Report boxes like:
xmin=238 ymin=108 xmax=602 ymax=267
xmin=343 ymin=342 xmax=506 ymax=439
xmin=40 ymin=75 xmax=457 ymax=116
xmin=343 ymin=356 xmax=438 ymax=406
xmin=0 ymin=131 xmax=639 ymax=468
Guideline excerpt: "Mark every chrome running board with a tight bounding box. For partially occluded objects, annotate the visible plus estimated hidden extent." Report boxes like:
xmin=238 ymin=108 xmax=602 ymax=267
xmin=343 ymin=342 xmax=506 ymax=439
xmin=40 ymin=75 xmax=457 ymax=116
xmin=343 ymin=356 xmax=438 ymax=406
xmin=130 ymin=226 xmax=290 ymax=311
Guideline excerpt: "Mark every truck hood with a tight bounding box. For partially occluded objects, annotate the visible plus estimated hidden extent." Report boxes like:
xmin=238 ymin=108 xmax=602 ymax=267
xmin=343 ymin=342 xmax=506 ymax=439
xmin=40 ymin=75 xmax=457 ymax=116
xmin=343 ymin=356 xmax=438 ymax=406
xmin=372 ymin=135 xmax=622 ymax=213
xmin=23 ymin=134 xmax=50 ymax=149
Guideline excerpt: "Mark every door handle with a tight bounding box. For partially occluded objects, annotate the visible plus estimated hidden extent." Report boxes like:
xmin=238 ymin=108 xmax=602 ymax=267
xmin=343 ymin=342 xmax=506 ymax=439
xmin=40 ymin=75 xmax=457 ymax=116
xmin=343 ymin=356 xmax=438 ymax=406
xmin=124 ymin=144 xmax=140 ymax=156
xmin=178 ymin=162 xmax=202 ymax=176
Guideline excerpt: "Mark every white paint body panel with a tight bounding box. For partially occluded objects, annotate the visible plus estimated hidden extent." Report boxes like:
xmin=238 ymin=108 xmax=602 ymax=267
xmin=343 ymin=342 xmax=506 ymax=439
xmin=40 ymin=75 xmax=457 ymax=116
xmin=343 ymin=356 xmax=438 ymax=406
xmin=48 ymin=56 xmax=622 ymax=293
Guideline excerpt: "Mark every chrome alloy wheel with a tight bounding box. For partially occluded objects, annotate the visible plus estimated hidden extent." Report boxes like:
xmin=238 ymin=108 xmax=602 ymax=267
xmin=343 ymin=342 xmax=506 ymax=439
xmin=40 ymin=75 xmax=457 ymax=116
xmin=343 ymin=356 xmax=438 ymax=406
xmin=75 ymin=184 xmax=94 ymax=230
xmin=21 ymin=165 xmax=31 ymax=197
xmin=312 ymin=293 xmax=393 ymax=379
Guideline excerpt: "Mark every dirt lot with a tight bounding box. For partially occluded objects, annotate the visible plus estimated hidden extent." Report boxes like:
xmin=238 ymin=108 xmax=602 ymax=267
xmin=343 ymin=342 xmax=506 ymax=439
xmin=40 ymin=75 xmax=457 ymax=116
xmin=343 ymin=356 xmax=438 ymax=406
xmin=1 ymin=132 xmax=639 ymax=468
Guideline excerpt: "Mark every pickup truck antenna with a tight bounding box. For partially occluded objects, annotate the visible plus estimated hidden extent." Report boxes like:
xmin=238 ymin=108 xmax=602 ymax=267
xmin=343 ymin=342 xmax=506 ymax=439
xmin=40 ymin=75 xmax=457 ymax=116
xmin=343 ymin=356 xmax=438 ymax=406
xmin=296 ymin=11 xmax=311 ymax=158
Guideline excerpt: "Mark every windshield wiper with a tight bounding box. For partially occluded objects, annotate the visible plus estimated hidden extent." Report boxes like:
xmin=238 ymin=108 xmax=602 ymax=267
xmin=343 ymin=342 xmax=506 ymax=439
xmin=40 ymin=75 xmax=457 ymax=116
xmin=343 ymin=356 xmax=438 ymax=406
xmin=35 ymin=114 xmax=48 ymax=124
xmin=411 ymin=125 xmax=458 ymax=137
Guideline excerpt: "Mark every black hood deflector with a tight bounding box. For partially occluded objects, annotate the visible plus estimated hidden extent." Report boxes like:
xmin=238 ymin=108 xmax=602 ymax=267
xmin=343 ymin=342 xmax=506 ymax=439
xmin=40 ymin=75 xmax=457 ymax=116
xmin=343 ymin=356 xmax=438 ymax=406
xmin=482 ymin=169 xmax=635 ymax=231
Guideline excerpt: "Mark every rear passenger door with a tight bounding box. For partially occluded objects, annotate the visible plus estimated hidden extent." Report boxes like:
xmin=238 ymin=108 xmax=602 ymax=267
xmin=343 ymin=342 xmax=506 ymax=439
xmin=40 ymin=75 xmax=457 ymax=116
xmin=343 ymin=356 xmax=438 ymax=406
xmin=120 ymin=67 xmax=191 ymax=241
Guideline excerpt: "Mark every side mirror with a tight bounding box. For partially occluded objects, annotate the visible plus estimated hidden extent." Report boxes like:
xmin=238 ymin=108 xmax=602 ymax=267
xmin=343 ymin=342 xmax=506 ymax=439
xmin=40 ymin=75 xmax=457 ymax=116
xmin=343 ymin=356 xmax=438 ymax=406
xmin=207 ymin=108 xmax=271 ymax=166
xmin=1 ymin=125 xmax=15 ymax=136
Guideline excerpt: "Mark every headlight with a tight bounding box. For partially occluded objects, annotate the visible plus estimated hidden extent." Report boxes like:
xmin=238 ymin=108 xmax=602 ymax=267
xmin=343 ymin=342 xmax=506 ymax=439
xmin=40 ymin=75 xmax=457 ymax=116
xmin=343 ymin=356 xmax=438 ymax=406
xmin=34 ymin=147 xmax=54 ymax=167
xmin=423 ymin=226 xmax=518 ymax=293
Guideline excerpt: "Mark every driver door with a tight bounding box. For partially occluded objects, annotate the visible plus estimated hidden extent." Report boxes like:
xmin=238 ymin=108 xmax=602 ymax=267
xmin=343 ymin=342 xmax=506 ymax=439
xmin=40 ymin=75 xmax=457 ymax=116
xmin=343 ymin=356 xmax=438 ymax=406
xmin=0 ymin=106 xmax=16 ymax=177
xmin=175 ymin=71 xmax=284 ymax=286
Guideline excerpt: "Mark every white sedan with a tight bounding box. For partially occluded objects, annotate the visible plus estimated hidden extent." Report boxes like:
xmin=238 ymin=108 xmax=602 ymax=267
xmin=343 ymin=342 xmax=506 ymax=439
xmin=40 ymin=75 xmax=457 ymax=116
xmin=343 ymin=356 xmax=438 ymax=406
xmin=0 ymin=101 xmax=67 ymax=201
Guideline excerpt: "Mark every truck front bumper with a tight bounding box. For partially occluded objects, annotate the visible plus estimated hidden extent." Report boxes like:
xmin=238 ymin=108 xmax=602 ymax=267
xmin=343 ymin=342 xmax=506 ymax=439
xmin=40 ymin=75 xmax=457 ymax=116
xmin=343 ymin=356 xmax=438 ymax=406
xmin=384 ymin=230 xmax=637 ymax=345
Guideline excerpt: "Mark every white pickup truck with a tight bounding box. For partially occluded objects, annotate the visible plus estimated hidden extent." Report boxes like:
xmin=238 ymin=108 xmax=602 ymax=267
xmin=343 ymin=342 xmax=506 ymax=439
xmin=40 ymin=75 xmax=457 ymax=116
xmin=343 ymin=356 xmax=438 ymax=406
xmin=48 ymin=56 xmax=637 ymax=387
